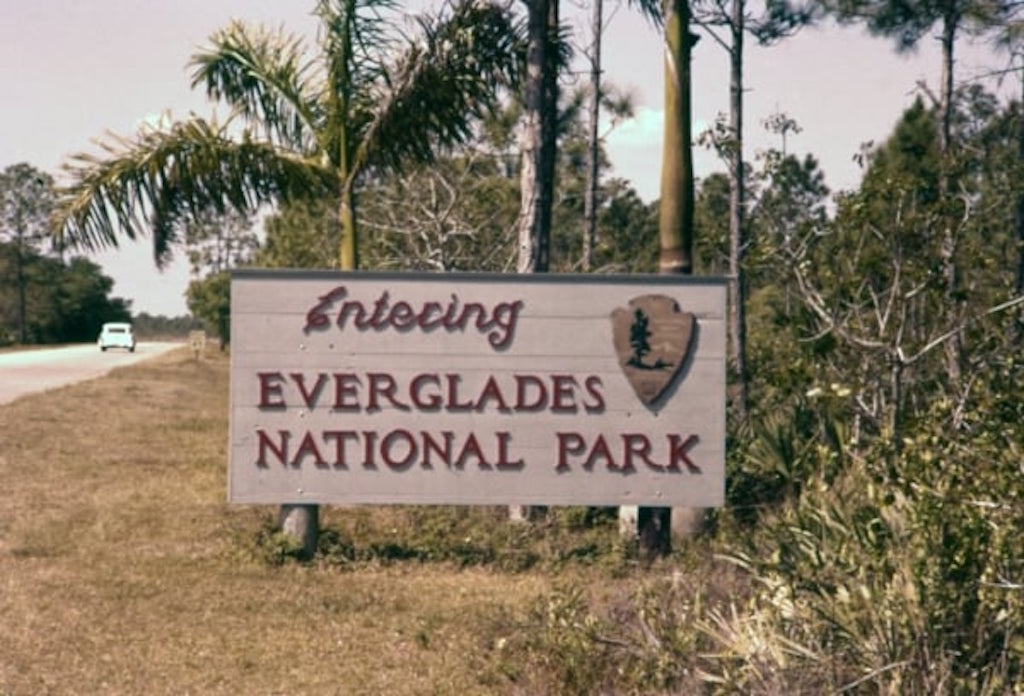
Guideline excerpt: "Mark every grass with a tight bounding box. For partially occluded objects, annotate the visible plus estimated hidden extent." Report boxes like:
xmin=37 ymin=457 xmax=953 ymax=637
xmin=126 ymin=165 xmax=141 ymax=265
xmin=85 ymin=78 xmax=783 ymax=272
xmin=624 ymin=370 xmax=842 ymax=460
xmin=0 ymin=348 xmax=736 ymax=695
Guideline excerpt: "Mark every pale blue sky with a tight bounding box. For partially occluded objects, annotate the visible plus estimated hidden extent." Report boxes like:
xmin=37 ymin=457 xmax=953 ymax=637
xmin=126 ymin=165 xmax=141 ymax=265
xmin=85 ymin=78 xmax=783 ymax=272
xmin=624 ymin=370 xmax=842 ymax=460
xmin=0 ymin=1 xmax=1014 ymax=316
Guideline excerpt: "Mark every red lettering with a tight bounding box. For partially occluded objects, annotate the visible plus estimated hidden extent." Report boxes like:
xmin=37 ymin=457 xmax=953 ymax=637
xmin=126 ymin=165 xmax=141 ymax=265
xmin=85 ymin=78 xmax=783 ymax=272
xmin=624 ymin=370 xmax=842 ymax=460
xmin=306 ymin=288 xmax=523 ymax=351
xmin=668 ymin=434 xmax=700 ymax=473
xmin=366 ymin=373 xmax=408 ymax=412
xmin=410 ymin=374 xmax=442 ymax=410
xmin=418 ymin=302 xmax=444 ymax=330
xmin=338 ymin=299 xmax=368 ymax=328
xmin=291 ymin=431 xmax=328 ymax=468
xmin=474 ymin=376 xmax=511 ymax=412
xmin=382 ymin=429 xmax=417 ymax=471
xmin=454 ymin=433 xmax=490 ymax=470
xmin=368 ymin=291 xmax=391 ymax=329
xmin=290 ymin=372 xmax=328 ymax=409
xmin=303 ymin=286 xmax=347 ymax=334
xmin=514 ymin=374 xmax=547 ymax=411
xmin=388 ymin=301 xmax=415 ymax=329
xmin=583 ymin=376 xmax=605 ymax=412
xmin=441 ymin=294 xmax=462 ymax=328
xmin=362 ymin=431 xmax=378 ymax=468
xmin=257 ymin=372 xmax=286 ymax=408
xmin=584 ymin=434 xmax=615 ymax=470
xmin=550 ymin=375 xmax=578 ymax=413
xmin=444 ymin=374 xmax=474 ymax=411
xmin=333 ymin=373 xmax=362 ymax=411
xmin=486 ymin=301 xmax=523 ymax=349
xmin=421 ymin=431 xmax=454 ymax=468
xmin=322 ymin=430 xmax=359 ymax=468
xmin=457 ymin=302 xmax=488 ymax=330
xmin=556 ymin=432 xmax=586 ymax=472
xmin=256 ymin=429 xmax=289 ymax=467
xmin=622 ymin=434 xmax=653 ymax=472
xmin=495 ymin=432 xmax=524 ymax=470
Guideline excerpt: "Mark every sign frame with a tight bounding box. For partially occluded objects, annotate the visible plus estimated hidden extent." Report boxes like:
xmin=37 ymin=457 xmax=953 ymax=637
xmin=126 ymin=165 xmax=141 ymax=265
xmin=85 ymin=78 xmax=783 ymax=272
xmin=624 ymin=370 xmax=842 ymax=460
xmin=228 ymin=269 xmax=727 ymax=508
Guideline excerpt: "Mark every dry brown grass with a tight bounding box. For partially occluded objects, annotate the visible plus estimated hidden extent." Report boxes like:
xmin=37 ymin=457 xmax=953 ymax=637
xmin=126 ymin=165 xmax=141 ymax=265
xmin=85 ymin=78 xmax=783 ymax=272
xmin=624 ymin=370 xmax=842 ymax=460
xmin=0 ymin=348 xmax=732 ymax=695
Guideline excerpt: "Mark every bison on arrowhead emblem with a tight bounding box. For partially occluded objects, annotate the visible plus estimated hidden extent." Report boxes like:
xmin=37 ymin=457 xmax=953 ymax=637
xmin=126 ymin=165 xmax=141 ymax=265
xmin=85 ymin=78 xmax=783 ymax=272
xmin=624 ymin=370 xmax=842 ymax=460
xmin=611 ymin=294 xmax=696 ymax=407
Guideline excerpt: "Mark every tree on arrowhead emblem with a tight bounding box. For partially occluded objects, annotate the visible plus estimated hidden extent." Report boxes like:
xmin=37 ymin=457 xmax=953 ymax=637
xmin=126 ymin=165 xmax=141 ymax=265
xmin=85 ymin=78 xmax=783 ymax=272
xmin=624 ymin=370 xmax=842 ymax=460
xmin=612 ymin=294 xmax=696 ymax=407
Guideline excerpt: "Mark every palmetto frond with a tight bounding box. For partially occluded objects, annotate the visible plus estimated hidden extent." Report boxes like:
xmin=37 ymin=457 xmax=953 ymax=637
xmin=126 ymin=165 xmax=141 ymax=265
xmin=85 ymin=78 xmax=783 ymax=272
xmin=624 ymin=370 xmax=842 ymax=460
xmin=352 ymin=0 xmax=523 ymax=179
xmin=191 ymin=21 xmax=322 ymax=152
xmin=58 ymin=117 xmax=332 ymax=266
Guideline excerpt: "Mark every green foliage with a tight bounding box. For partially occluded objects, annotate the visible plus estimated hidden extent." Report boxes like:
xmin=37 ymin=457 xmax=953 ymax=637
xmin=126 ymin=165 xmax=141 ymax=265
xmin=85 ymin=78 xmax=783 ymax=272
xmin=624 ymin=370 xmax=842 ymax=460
xmin=694 ymin=171 xmax=731 ymax=274
xmin=131 ymin=312 xmax=205 ymax=339
xmin=705 ymin=359 xmax=1024 ymax=692
xmin=828 ymin=0 xmax=1020 ymax=53
xmin=245 ymin=505 xmax=632 ymax=575
xmin=591 ymin=181 xmax=659 ymax=273
xmin=696 ymin=90 xmax=1024 ymax=692
xmin=186 ymin=271 xmax=230 ymax=345
xmin=185 ymin=209 xmax=258 ymax=276
xmin=248 ymin=516 xmax=311 ymax=566
xmin=0 ymin=241 xmax=131 ymax=345
xmin=257 ymin=198 xmax=342 ymax=269
xmin=500 ymin=574 xmax=723 ymax=694
xmin=0 ymin=163 xmax=54 ymax=249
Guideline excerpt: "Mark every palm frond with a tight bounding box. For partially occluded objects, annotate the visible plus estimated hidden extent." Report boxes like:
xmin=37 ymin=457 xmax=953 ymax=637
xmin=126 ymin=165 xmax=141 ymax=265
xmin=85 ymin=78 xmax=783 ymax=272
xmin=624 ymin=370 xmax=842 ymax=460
xmin=56 ymin=117 xmax=332 ymax=266
xmin=350 ymin=0 xmax=523 ymax=180
xmin=316 ymin=0 xmax=400 ymax=170
xmin=191 ymin=20 xmax=322 ymax=153
xmin=627 ymin=0 xmax=663 ymax=29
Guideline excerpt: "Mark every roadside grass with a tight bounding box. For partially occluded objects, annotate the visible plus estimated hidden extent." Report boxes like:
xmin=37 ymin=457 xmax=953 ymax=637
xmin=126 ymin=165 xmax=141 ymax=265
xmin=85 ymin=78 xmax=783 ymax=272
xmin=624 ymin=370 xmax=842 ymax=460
xmin=0 ymin=348 xmax=735 ymax=694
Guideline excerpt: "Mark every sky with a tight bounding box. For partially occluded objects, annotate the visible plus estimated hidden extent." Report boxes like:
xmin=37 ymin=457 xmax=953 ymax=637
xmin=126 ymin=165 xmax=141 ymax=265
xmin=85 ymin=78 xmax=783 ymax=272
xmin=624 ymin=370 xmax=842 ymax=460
xmin=0 ymin=1 xmax=1016 ymax=317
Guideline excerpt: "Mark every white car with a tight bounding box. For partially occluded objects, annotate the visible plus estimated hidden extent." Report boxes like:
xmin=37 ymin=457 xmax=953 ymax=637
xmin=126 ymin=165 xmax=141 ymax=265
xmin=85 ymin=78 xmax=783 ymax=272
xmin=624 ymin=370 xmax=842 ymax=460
xmin=98 ymin=322 xmax=136 ymax=352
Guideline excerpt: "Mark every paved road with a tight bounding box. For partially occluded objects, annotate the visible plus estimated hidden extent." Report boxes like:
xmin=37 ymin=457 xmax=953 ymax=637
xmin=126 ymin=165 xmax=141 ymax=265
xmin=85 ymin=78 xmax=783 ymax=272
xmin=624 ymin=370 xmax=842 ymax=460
xmin=0 ymin=342 xmax=182 ymax=406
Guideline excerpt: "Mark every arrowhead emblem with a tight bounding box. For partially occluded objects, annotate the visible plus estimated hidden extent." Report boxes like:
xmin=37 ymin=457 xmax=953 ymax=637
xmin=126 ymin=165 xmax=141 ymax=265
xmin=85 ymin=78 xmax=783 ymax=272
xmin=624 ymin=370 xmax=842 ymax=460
xmin=611 ymin=294 xmax=696 ymax=406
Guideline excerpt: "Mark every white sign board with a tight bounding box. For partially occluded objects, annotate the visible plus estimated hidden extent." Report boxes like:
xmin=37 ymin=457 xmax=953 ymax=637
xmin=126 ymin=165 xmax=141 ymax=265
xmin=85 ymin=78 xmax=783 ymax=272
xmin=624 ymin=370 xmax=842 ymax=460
xmin=229 ymin=271 xmax=727 ymax=507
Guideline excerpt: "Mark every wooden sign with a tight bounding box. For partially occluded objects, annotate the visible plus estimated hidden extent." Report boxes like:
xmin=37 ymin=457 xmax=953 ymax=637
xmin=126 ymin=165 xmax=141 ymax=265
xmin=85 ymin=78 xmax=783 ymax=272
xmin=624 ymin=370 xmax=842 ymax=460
xmin=189 ymin=330 xmax=207 ymax=359
xmin=228 ymin=270 xmax=727 ymax=507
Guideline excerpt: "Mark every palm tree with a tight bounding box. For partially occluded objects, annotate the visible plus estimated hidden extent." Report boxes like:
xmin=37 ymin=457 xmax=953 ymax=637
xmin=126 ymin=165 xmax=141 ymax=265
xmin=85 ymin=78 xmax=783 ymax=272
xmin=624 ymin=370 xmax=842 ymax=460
xmin=54 ymin=0 xmax=521 ymax=557
xmin=56 ymin=0 xmax=522 ymax=272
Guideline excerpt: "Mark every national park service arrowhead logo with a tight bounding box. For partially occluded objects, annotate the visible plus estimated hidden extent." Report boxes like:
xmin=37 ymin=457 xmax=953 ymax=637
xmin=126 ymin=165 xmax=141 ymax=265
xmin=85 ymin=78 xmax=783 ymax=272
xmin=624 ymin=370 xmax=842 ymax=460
xmin=611 ymin=295 xmax=696 ymax=406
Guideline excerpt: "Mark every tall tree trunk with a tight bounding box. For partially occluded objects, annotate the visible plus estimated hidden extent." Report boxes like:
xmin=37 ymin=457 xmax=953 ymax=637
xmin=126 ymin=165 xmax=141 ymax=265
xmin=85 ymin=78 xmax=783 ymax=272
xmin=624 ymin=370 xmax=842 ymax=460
xmin=1015 ymin=52 xmax=1024 ymax=299
xmin=938 ymin=12 xmax=963 ymax=388
xmin=517 ymin=0 xmax=554 ymax=275
xmin=728 ymin=0 xmax=748 ymax=422
xmin=15 ymin=213 xmax=27 ymax=344
xmin=582 ymin=0 xmax=603 ymax=272
xmin=512 ymin=0 xmax=557 ymax=522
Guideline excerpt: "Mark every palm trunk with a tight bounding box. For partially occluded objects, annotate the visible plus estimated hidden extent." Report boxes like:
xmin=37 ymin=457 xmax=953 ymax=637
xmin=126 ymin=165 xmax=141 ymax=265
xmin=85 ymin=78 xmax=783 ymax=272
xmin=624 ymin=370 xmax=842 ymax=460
xmin=582 ymin=0 xmax=603 ymax=271
xmin=281 ymin=0 xmax=359 ymax=560
xmin=635 ymin=0 xmax=700 ymax=555
xmin=340 ymin=182 xmax=359 ymax=271
xmin=728 ymin=0 xmax=748 ymax=422
xmin=658 ymin=0 xmax=697 ymax=276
